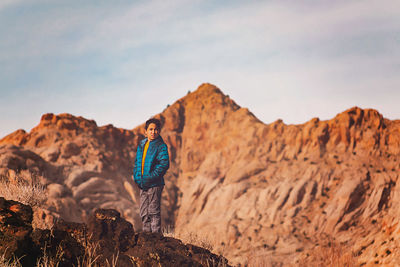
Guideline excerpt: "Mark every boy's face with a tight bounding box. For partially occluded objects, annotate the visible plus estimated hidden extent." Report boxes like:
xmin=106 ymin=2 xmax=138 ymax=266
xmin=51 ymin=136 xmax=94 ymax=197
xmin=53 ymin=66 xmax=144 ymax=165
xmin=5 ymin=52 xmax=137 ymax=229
xmin=145 ymin=123 xmax=160 ymax=141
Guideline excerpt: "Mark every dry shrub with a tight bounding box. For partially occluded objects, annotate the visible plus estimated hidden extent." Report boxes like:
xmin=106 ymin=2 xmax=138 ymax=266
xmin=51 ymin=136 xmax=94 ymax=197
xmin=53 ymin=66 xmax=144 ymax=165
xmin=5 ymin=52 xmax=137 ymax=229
xmin=0 ymin=175 xmax=47 ymax=208
xmin=0 ymin=174 xmax=50 ymax=229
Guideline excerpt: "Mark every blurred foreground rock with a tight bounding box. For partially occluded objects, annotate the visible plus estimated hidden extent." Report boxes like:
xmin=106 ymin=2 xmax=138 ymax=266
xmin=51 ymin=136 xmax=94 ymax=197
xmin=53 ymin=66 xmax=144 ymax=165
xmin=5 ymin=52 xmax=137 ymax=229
xmin=0 ymin=197 xmax=229 ymax=267
xmin=0 ymin=197 xmax=83 ymax=266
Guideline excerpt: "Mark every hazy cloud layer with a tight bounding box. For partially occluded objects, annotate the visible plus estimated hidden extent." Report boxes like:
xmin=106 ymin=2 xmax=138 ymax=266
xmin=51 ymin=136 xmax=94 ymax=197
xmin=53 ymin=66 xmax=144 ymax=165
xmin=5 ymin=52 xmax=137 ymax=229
xmin=0 ymin=0 xmax=399 ymax=137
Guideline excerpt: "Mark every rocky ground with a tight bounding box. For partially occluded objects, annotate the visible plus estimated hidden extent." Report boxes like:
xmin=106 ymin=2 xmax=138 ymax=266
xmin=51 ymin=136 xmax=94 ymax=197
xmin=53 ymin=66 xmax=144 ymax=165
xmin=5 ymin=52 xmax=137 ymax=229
xmin=0 ymin=197 xmax=228 ymax=266
xmin=1 ymin=83 xmax=400 ymax=265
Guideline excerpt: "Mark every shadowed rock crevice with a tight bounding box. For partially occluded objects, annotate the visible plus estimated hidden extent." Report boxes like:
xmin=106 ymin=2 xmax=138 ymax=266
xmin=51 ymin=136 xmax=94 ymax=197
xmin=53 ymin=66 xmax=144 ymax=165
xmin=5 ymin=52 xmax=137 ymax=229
xmin=344 ymin=182 xmax=367 ymax=215
xmin=278 ymin=188 xmax=293 ymax=210
xmin=378 ymin=180 xmax=395 ymax=211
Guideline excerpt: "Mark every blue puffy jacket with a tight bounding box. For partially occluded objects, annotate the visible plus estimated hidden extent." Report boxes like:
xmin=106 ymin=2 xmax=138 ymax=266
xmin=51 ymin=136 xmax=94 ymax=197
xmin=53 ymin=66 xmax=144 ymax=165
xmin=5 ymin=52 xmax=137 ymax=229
xmin=133 ymin=136 xmax=169 ymax=190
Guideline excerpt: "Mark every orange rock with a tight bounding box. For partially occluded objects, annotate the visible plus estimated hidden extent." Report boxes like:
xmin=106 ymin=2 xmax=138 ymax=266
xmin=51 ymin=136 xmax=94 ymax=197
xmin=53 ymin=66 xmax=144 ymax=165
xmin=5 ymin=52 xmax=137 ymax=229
xmin=1 ymin=83 xmax=400 ymax=265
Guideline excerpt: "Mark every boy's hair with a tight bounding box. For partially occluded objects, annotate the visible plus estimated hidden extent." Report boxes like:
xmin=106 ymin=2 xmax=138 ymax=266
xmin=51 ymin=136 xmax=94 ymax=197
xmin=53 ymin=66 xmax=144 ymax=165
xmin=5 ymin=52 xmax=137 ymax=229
xmin=145 ymin=118 xmax=161 ymax=130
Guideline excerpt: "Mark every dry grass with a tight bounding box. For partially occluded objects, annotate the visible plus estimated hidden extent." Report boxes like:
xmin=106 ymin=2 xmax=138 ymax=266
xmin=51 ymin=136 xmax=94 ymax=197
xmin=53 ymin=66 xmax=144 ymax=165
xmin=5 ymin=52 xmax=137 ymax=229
xmin=1 ymin=239 xmax=104 ymax=267
xmin=0 ymin=176 xmax=47 ymax=208
xmin=0 ymin=174 xmax=51 ymax=229
xmin=105 ymin=251 xmax=119 ymax=267
xmin=297 ymin=240 xmax=357 ymax=267
xmin=244 ymin=242 xmax=357 ymax=267
xmin=0 ymin=249 xmax=22 ymax=267
xmin=76 ymin=239 xmax=100 ymax=267
xmin=163 ymin=226 xmax=229 ymax=267
xmin=36 ymin=256 xmax=59 ymax=267
xmin=245 ymin=248 xmax=274 ymax=267
xmin=163 ymin=225 xmax=214 ymax=251
xmin=76 ymin=238 xmax=120 ymax=267
xmin=35 ymin=244 xmax=64 ymax=267
xmin=205 ymin=257 xmax=229 ymax=267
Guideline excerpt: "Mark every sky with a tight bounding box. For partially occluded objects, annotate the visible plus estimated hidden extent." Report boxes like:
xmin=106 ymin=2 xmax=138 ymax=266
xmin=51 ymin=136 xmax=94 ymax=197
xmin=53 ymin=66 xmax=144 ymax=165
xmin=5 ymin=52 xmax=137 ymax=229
xmin=0 ymin=0 xmax=399 ymax=138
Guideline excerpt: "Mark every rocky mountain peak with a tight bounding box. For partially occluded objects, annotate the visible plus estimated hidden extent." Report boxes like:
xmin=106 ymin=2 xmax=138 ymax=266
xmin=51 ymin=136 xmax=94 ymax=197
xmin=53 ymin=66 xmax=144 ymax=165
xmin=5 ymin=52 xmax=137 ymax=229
xmin=37 ymin=113 xmax=98 ymax=131
xmin=171 ymin=83 xmax=241 ymax=117
xmin=333 ymin=106 xmax=386 ymax=130
xmin=0 ymin=84 xmax=400 ymax=265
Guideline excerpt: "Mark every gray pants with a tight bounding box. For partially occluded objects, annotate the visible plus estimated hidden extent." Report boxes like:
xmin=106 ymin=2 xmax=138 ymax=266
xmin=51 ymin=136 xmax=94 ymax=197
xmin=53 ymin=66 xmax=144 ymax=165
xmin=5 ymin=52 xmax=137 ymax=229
xmin=139 ymin=185 xmax=163 ymax=233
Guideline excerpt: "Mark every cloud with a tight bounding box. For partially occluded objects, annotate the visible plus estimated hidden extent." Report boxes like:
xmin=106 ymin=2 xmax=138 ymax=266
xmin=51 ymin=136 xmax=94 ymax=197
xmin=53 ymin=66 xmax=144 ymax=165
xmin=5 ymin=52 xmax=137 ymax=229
xmin=0 ymin=0 xmax=399 ymax=137
xmin=0 ymin=0 xmax=25 ymax=11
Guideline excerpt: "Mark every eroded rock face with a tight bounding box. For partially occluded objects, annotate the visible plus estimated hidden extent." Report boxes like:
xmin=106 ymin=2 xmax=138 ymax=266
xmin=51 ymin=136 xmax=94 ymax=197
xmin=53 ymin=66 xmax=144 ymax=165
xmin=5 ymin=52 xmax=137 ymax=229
xmin=0 ymin=113 xmax=140 ymax=228
xmin=1 ymin=83 xmax=400 ymax=265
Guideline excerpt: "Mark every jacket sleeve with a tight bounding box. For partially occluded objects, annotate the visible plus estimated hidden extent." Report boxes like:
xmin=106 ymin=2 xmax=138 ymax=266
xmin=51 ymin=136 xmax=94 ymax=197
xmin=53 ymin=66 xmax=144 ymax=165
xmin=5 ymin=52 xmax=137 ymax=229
xmin=149 ymin=143 xmax=169 ymax=179
xmin=133 ymin=145 xmax=142 ymax=185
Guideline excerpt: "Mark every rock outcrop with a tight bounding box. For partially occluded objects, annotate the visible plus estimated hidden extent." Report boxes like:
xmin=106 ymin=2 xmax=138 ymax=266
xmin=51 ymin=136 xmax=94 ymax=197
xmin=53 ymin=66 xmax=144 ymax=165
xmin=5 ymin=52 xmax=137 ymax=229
xmin=0 ymin=197 xmax=84 ymax=266
xmin=0 ymin=197 xmax=228 ymax=267
xmin=1 ymin=83 xmax=400 ymax=265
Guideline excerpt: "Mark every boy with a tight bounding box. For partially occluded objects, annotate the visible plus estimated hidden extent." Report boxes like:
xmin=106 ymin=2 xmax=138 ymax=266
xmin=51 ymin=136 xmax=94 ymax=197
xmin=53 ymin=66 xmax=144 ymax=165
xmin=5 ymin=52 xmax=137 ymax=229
xmin=133 ymin=118 xmax=169 ymax=233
